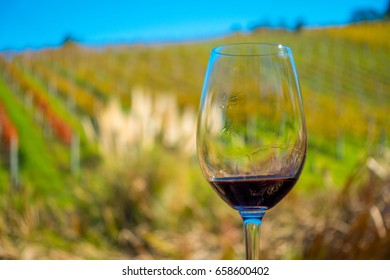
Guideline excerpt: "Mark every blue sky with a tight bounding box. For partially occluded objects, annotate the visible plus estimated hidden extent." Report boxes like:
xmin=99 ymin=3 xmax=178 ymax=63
xmin=0 ymin=0 xmax=388 ymax=50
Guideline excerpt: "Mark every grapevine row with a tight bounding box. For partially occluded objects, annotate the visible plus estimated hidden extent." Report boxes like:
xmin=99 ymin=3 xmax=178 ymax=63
xmin=0 ymin=102 xmax=18 ymax=147
xmin=30 ymin=60 xmax=103 ymax=116
xmin=1 ymin=59 xmax=73 ymax=145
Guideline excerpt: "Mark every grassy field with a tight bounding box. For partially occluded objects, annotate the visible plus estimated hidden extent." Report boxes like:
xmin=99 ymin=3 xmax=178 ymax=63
xmin=0 ymin=21 xmax=389 ymax=259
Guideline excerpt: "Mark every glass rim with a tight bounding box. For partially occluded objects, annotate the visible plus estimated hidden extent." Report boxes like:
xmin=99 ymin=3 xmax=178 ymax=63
xmin=212 ymin=43 xmax=291 ymax=57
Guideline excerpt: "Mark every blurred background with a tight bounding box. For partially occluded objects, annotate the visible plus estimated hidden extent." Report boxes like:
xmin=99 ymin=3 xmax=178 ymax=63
xmin=0 ymin=0 xmax=389 ymax=259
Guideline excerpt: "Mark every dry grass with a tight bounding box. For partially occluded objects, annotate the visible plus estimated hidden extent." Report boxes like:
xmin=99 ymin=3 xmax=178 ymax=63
xmin=0 ymin=149 xmax=388 ymax=260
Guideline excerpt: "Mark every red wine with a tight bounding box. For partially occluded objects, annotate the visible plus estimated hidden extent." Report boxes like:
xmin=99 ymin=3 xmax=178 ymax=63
xmin=208 ymin=176 xmax=298 ymax=210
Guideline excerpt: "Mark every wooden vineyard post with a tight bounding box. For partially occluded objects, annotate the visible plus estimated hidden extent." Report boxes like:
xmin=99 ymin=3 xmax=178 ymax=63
xmin=70 ymin=132 xmax=80 ymax=175
xmin=0 ymin=103 xmax=19 ymax=188
xmin=9 ymin=136 xmax=19 ymax=187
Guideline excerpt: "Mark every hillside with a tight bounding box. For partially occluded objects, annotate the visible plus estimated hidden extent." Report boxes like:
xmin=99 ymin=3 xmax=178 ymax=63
xmin=0 ymin=22 xmax=389 ymax=259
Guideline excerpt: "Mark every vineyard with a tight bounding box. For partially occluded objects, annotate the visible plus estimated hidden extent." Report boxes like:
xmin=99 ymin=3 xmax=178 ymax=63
xmin=0 ymin=22 xmax=389 ymax=259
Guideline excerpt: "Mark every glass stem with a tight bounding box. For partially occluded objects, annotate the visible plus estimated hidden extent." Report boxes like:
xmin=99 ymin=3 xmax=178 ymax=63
xmin=239 ymin=209 xmax=266 ymax=260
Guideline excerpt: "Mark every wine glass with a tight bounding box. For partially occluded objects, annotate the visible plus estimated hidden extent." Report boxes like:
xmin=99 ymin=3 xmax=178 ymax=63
xmin=197 ymin=43 xmax=307 ymax=260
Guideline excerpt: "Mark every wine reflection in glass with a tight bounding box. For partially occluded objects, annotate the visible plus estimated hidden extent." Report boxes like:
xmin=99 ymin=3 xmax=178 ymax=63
xmin=197 ymin=43 xmax=307 ymax=259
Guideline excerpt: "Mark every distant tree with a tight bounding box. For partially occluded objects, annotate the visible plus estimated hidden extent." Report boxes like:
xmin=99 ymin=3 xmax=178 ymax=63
xmin=62 ymin=34 xmax=78 ymax=47
xmin=385 ymin=0 xmax=390 ymax=20
xmin=350 ymin=8 xmax=381 ymax=23
xmin=294 ymin=19 xmax=305 ymax=32
xmin=248 ymin=19 xmax=271 ymax=31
